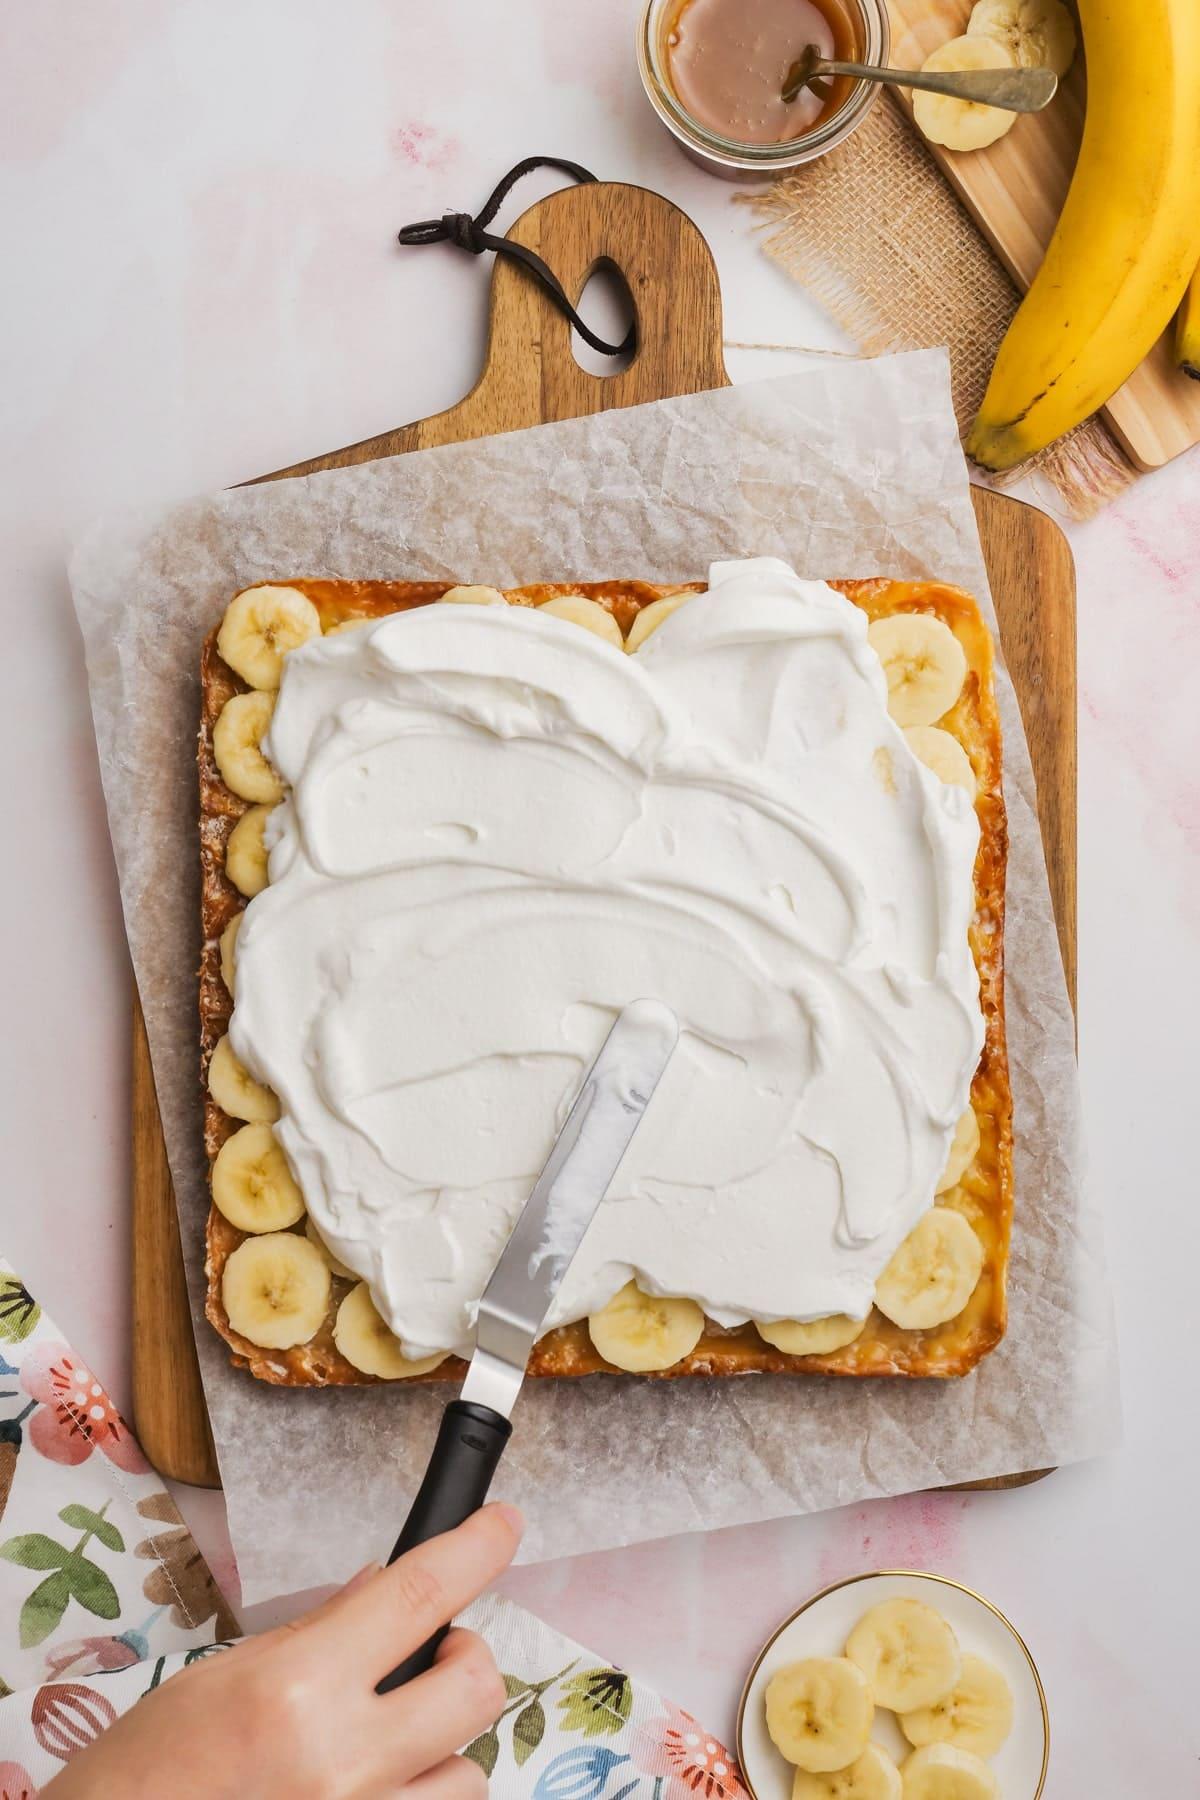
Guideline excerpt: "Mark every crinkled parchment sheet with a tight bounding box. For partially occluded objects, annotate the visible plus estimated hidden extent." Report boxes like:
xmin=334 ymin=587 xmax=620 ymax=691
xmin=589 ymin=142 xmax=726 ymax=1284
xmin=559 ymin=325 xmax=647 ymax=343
xmin=71 ymin=350 xmax=1119 ymax=1605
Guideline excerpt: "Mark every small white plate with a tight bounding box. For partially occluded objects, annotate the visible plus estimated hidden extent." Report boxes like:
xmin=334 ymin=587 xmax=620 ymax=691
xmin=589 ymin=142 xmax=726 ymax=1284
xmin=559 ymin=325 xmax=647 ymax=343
xmin=737 ymin=1570 xmax=1049 ymax=1799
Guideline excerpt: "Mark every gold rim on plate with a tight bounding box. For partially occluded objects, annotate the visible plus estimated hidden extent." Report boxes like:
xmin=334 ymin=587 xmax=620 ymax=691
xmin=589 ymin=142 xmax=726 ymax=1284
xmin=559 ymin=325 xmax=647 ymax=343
xmin=734 ymin=1568 xmax=1050 ymax=1800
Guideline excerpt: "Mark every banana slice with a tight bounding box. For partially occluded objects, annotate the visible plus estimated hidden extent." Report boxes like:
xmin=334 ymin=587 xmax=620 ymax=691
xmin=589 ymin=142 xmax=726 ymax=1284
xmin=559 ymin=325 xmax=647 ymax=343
xmin=625 ymin=590 xmax=693 ymax=654
xmin=793 ymin=1742 xmax=902 ymax=1800
xmin=845 ymin=1598 xmax=962 ymax=1713
xmin=333 ymin=1282 xmax=447 ymax=1379
xmin=305 ymin=1216 xmax=357 ymax=1282
xmin=867 ymin=616 xmax=967 ymax=726
xmin=756 ymin=1314 xmax=868 ymax=1356
xmin=218 ymin=911 xmax=242 ymax=995
xmin=225 ymin=804 xmax=273 ymax=899
xmin=587 ymin=1280 xmax=705 ymax=1373
xmin=438 ymin=584 xmax=508 ymax=606
xmin=935 ymin=1107 xmax=981 ymax=1195
xmin=217 ymin=585 xmax=321 ymax=690
xmin=911 ymin=36 xmax=1019 ymax=154
xmin=967 ymin=0 xmax=1076 ymax=75
xmin=899 ymin=1653 xmax=1014 ymax=1760
xmin=874 ymin=1209 xmax=985 ymax=1331
xmin=222 ymin=1231 xmax=330 ymax=1350
xmin=207 ymin=1035 xmax=280 ymax=1124
xmin=537 ymin=594 xmax=624 ymax=648
xmin=212 ymin=690 xmax=284 ymax=804
xmin=903 ymin=727 xmax=976 ymax=795
xmin=765 ymin=1658 xmax=874 ymax=1774
xmin=325 ymin=617 xmax=372 ymax=634
xmin=900 ymin=1744 xmax=998 ymax=1800
xmin=211 ymin=1122 xmax=305 ymax=1233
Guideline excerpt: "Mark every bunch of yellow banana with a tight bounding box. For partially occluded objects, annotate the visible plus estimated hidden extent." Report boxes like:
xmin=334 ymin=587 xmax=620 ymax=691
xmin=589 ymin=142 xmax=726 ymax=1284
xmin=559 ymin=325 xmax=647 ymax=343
xmin=967 ymin=0 xmax=1200 ymax=470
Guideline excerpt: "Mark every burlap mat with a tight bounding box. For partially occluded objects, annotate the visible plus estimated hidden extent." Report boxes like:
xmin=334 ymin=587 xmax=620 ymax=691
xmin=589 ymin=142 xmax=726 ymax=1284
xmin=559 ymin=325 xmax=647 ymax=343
xmin=740 ymin=95 xmax=1137 ymax=517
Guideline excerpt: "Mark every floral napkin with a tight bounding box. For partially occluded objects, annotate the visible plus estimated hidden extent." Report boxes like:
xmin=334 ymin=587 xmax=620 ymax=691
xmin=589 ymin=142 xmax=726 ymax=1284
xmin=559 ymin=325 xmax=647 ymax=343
xmin=0 ymin=1264 xmax=746 ymax=1798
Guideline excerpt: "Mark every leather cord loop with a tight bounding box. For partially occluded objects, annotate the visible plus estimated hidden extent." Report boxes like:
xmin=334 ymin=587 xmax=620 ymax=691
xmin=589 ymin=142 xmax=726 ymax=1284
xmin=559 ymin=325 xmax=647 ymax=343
xmin=397 ymin=157 xmax=636 ymax=358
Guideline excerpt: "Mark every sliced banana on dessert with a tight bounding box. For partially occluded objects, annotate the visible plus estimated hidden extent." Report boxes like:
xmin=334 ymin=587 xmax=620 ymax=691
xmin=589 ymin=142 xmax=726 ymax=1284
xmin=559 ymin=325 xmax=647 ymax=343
xmin=845 ymin=1598 xmax=962 ymax=1713
xmin=222 ymin=1231 xmax=330 ymax=1350
xmin=587 ymin=1280 xmax=705 ymax=1373
xmin=305 ymin=1216 xmax=357 ymax=1282
xmin=936 ymin=1107 xmax=982 ymax=1195
xmin=437 ymin=584 xmax=508 ymax=606
xmin=765 ymin=1657 xmax=874 ymax=1774
xmin=867 ymin=615 xmax=967 ymax=726
xmin=325 ymin=617 xmax=372 ymax=634
xmin=207 ymin=1034 xmax=280 ymax=1124
xmin=211 ymin=1122 xmax=305 ymax=1233
xmin=900 ymin=1744 xmax=999 ymax=1800
xmin=212 ymin=690 xmax=284 ymax=804
xmin=967 ymin=0 xmax=1076 ymax=75
xmin=911 ymin=35 xmax=1019 ymax=153
xmin=218 ymin=911 xmax=242 ymax=995
xmin=333 ymin=1281 xmax=447 ymax=1379
xmin=899 ymin=1653 xmax=1014 ymax=1760
xmin=537 ymin=593 xmax=624 ymax=648
xmin=217 ymin=585 xmax=321 ymax=690
xmin=756 ymin=1314 xmax=868 ymax=1356
xmin=792 ymin=1741 xmax=901 ymax=1800
xmin=625 ymin=590 xmax=693 ymax=653
xmin=225 ymin=804 xmax=273 ymax=899
xmin=875 ymin=1209 xmax=984 ymax=1331
xmin=903 ymin=726 xmax=976 ymax=795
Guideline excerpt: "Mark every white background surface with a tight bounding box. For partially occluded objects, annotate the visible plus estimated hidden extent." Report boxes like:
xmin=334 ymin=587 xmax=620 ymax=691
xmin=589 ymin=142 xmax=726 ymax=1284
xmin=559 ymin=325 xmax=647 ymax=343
xmin=1 ymin=3 xmax=1197 ymax=1791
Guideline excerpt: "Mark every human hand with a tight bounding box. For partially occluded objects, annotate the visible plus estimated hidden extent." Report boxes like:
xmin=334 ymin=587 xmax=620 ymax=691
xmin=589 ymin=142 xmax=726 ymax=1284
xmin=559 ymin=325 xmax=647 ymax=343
xmin=43 ymin=1502 xmax=523 ymax=1799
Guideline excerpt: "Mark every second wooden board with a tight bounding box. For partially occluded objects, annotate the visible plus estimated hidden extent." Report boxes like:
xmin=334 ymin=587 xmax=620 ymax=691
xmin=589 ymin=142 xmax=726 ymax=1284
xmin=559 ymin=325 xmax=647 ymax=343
xmin=886 ymin=0 xmax=1200 ymax=471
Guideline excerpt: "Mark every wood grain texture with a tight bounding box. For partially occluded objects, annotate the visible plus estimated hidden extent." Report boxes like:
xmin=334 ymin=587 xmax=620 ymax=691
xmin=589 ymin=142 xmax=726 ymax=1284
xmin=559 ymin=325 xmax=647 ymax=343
xmin=886 ymin=0 xmax=1200 ymax=471
xmin=131 ymin=180 xmax=1074 ymax=1495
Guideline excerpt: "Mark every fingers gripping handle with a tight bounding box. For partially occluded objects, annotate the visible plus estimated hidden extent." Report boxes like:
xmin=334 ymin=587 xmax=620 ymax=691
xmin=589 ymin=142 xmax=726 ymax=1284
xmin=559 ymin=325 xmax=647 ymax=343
xmin=375 ymin=1400 xmax=512 ymax=1693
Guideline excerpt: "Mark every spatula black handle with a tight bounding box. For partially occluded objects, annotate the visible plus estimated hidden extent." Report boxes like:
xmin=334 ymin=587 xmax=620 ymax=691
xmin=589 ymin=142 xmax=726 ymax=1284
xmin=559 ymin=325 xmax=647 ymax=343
xmin=375 ymin=1399 xmax=512 ymax=1693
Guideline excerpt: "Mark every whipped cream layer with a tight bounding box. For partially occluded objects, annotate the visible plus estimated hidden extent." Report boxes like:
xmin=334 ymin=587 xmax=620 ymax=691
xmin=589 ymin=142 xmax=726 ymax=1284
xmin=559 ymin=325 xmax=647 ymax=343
xmin=231 ymin=558 xmax=984 ymax=1359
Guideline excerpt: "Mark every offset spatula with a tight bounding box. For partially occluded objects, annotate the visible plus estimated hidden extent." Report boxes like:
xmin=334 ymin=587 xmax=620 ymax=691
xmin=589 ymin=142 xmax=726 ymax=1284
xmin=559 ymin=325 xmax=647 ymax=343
xmin=377 ymin=998 xmax=679 ymax=1692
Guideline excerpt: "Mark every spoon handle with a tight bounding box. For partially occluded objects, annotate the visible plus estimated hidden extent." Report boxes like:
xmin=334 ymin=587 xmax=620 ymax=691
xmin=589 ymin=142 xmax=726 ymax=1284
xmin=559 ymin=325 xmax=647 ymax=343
xmin=817 ymin=58 xmax=1058 ymax=113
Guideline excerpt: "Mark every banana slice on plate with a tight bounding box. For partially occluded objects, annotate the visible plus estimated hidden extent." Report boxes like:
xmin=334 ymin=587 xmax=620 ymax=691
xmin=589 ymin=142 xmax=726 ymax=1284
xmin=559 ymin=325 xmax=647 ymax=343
xmin=935 ymin=1107 xmax=981 ymax=1195
xmin=625 ymin=590 xmax=693 ymax=653
xmin=305 ymin=1216 xmax=358 ymax=1282
xmin=217 ymin=585 xmax=321 ymax=690
xmin=537 ymin=594 xmax=624 ymax=648
xmin=213 ymin=691 xmax=283 ymax=804
xmin=212 ymin=1122 xmax=305 ymax=1233
xmin=867 ymin=615 xmax=967 ymax=726
xmin=845 ymin=1598 xmax=962 ymax=1713
xmin=438 ymin=584 xmax=508 ymax=606
xmin=225 ymin=804 xmax=273 ymax=899
xmin=207 ymin=1035 xmax=280 ymax=1124
xmin=587 ymin=1280 xmax=705 ymax=1373
xmin=899 ymin=1653 xmax=1014 ymax=1760
xmin=334 ymin=1282 xmax=447 ymax=1379
xmin=875 ymin=1209 xmax=984 ymax=1331
xmin=903 ymin=726 xmax=976 ymax=795
xmin=900 ymin=1744 xmax=999 ymax=1800
xmin=967 ymin=0 xmax=1076 ymax=75
xmin=911 ymin=36 xmax=1019 ymax=153
xmin=765 ymin=1657 xmax=874 ymax=1774
xmin=792 ymin=1742 xmax=901 ymax=1800
xmin=222 ymin=1231 xmax=330 ymax=1350
xmin=756 ymin=1314 xmax=868 ymax=1356
xmin=218 ymin=911 xmax=242 ymax=995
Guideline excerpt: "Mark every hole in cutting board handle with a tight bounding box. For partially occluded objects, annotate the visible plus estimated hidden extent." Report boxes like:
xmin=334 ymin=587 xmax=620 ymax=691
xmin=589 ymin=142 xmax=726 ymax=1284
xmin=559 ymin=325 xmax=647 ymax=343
xmin=570 ymin=259 xmax=637 ymax=376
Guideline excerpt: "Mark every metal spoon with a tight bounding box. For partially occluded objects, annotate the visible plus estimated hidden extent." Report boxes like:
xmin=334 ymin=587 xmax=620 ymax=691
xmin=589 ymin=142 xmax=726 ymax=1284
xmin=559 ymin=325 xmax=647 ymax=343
xmin=781 ymin=43 xmax=1057 ymax=112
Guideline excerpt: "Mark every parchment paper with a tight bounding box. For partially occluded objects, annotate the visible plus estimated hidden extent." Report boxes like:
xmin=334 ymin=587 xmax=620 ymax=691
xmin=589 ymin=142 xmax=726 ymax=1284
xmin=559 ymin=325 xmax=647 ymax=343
xmin=71 ymin=350 xmax=1119 ymax=1605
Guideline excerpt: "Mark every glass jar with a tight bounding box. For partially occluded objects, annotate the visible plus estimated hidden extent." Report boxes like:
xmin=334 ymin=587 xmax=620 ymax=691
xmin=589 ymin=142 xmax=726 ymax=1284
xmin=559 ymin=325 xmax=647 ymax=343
xmin=637 ymin=0 xmax=890 ymax=178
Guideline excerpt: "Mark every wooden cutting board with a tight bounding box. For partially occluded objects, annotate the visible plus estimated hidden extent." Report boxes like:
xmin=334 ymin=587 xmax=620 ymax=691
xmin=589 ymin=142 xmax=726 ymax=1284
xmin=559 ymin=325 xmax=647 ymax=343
xmin=885 ymin=0 xmax=1200 ymax=471
xmin=131 ymin=180 xmax=1075 ymax=1491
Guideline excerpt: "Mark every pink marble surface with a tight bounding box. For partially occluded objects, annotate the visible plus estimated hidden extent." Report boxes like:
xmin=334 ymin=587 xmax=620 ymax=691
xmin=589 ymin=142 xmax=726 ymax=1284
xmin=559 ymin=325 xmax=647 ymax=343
xmin=2 ymin=3 xmax=1197 ymax=1791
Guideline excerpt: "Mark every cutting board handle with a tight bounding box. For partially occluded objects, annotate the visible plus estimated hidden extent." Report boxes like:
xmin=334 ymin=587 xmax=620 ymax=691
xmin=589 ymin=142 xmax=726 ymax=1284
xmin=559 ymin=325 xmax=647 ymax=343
xmin=438 ymin=181 xmax=730 ymax=439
